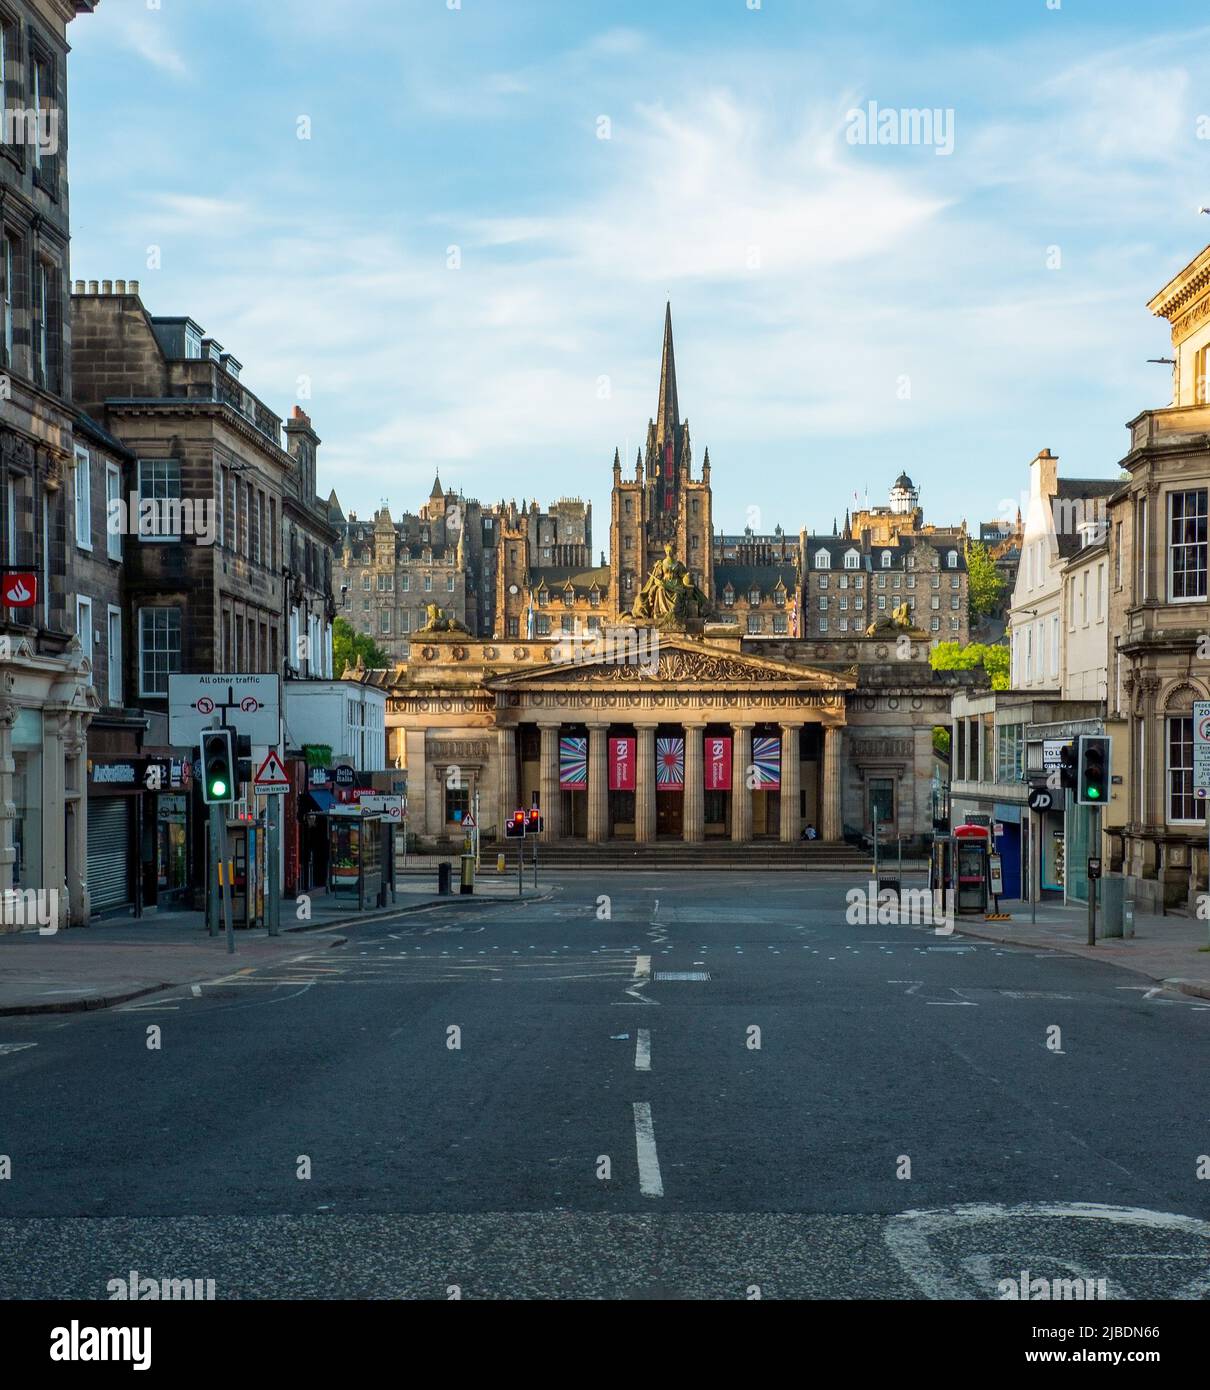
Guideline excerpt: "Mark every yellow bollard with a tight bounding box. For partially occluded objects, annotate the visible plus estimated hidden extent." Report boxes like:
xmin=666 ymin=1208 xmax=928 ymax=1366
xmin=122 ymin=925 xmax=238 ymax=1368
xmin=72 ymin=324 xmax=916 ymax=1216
xmin=496 ymin=852 xmax=506 ymax=874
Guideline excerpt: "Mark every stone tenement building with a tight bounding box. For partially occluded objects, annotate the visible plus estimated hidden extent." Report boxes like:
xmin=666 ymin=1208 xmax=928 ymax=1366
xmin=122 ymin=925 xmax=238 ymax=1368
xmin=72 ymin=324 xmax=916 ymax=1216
xmin=330 ymin=479 xmax=594 ymax=658
xmin=0 ymin=0 xmax=97 ymax=929
xmin=379 ymin=305 xmax=963 ymax=849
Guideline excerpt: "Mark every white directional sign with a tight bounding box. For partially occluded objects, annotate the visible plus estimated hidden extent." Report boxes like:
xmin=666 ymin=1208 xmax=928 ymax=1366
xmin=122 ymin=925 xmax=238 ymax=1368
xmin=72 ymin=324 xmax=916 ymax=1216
xmin=168 ymin=674 xmax=281 ymax=747
xmin=253 ymin=749 xmax=291 ymax=794
xmin=1195 ymin=701 xmax=1210 ymax=790
xmin=357 ymin=794 xmax=404 ymax=820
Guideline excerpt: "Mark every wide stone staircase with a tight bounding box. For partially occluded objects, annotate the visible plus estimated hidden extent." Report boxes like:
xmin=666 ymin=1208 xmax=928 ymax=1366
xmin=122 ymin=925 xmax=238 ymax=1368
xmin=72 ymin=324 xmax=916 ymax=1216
xmin=507 ymin=839 xmax=875 ymax=870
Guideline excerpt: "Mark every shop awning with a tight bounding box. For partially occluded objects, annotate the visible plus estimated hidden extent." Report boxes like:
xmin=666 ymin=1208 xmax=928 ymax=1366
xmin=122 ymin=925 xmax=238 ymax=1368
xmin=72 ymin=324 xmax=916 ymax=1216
xmin=303 ymin=789 xmax=335 ymax=813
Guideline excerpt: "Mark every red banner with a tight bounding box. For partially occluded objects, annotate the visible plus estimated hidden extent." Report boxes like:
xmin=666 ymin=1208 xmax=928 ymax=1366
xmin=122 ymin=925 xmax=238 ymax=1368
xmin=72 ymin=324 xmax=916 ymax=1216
xmin=609 ymin=737 xmax=635 ymax=791
xmin=705 ymin=736 xmax=731 ymax=791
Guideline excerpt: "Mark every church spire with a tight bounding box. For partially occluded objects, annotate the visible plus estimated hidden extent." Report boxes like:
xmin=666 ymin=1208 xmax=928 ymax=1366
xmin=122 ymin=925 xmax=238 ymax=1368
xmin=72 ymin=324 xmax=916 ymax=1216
xmin=655 ymin=301 xmax=679 ymax=447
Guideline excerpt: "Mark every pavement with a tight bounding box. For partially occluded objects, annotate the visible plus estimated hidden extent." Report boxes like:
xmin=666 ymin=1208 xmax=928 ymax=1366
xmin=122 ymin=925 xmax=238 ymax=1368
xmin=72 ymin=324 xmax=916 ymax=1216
xmin=3 ymin=869 xmax=1210 ymax=1299
xmin=0 ymin=869 xmax=552 ymax=1015
xmin=953 ymin=896 xmax=1210 ymax=1001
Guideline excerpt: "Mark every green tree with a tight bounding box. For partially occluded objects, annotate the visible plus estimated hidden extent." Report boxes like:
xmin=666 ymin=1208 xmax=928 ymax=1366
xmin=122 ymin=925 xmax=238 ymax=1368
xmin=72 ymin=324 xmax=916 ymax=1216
xmin=966 ymin=540 xmax=1006 ymax=620
xmin=929 ymin=640 xmax=1009 ymax=691
xmin=932 ymin=726 xmax=951 ymax=759
xmin=332 ymin=617 xmax=390 ymax=675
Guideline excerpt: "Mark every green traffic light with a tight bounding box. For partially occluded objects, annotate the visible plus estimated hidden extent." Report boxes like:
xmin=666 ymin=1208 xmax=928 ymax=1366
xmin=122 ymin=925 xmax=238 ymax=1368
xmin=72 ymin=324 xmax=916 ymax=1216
xmin=1087 ymin=788 xmax=1100 ymax=799
xmin=210 ymin=779 xmax=228 ymax=798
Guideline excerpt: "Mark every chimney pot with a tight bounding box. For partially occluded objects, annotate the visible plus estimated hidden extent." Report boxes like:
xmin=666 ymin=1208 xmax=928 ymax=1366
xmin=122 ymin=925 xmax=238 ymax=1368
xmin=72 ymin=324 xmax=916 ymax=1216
xmin=87 ymin=280 xmax=98 ymax=294
xmin=129 ymin=280 xmax=139 ymax=296
xmin=101 ymin=280 xmax=112 ymax=294
xmin=73 ymin=279 xmax=83 ymax=294
xmin=115 ymin=279 xmax=126 ymax=294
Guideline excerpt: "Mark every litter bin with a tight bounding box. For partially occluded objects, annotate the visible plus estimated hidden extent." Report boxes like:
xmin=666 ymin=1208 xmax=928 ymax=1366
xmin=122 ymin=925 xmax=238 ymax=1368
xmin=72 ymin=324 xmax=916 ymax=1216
xmin=1101 ymin=876 xmax=1123 ymax=938
xmin=437 ymin=861 xmax=452 ymax=895
xmin=460 ymin=853 xmax=474 ymax=895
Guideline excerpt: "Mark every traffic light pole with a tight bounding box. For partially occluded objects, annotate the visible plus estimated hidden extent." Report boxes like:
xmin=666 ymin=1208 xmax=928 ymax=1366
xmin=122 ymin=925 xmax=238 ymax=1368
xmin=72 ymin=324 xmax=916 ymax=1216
xmin=207 ymin=803 xmax=221 ymax=937
xmin=517 ymin=834 xmax=524 ymax=898
xmin=266 ymin=792 xmax=280 ymax=936
xmin=219 ymin=815 xmax=234 ymax=955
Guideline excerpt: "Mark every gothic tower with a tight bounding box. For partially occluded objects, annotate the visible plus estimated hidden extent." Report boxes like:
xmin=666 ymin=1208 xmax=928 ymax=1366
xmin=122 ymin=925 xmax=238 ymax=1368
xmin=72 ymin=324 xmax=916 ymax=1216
xmin=609 ymin=303 xmax=714 ymax=617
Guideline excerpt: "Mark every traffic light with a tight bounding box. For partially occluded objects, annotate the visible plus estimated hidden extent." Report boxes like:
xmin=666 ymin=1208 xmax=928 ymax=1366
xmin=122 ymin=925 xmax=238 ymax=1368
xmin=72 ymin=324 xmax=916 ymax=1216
xmin=200 ymin=729 xmax=235 ymax=805
xmin=527 ymin=807 xmax=543 ymax=834
xmin=1076 ymin=734 xmax=1110 ymax=806
xmin=505 ymin=809 xmax=526 ymax=839
xmin=1058 ymin=742 xmax=1076 ymax=790
xmin=235 ymin=733 xmax=252 ymax=786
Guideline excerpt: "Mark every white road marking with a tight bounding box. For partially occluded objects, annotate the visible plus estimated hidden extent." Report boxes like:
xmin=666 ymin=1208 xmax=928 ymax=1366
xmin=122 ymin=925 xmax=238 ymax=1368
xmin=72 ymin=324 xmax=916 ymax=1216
xmin=633 ymin=954 xmax=650 ymax=978
xmin=635 ymin=1029 xmax=651 ymax=1071
xmin=885 ymin=1203 xmax=1210 ymax=1301
xmin=0 ymin=1042 xmax=37 ymax=1055
xmin=191 ymin=985 xmax=202 ymax=997
xmin=633 ymin=1101 xmax=663 ymax=1197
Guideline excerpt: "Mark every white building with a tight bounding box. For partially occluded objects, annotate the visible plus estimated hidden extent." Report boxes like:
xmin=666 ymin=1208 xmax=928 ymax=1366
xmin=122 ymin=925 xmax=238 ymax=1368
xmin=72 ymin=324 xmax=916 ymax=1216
xmin=282 ymin=677 xmax=387 ymax=770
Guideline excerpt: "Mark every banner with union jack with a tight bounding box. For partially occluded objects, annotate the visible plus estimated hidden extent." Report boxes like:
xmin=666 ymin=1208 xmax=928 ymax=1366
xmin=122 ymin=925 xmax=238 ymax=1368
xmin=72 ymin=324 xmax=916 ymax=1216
xmin=656 ymin=736 xmax=685 ymax=789
xmin=559 ymin=736 xmax=587 ymax=789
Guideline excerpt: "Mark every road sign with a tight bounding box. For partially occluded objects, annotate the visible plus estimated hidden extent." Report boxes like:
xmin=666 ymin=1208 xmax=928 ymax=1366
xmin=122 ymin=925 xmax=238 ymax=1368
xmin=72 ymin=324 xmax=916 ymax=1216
xmin=169 ymin=674 xmax=281 ymax=746
xmin=461 ymin=811 xmax=476 ymax=829
xmin=253 ymin=749 xmax=290 ymax=794
xmin=1087 ymin=857 xmax=1102 ymax=880
xmin=358 ymin=794 xmax=403 ymax=819
xmin=1027 ymin=787 xmax=1053 ymax=812
xmin=1195 ymin=701 xmax=1210 ymax=790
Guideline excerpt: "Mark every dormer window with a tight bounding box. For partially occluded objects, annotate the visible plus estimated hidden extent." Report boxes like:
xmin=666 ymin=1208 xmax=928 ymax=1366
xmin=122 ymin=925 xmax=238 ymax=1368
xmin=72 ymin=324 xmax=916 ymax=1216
xmin=907 ymin=553 xmax=916 ymax=570
xmin=881 ymin=551 xmax=892 ymax=569
xmin=843 ymin=549 xmax=860 ymax=569
xmin=723 ymin=585 xmax=735 ymax=607
xmin=947 ymin=550 xmax=958 ymax=568
xmin=537 ymin=589 xmax=548 ymax=607
xmin=749 ymin=588 xmax=761 ymax=605
xmin=773 ymin=586 xmax=786 ymax=607
xmin=814 ymin=549 xmax=831 ymax=569
xmin=589 ymin=589 xmax=600 ymax=607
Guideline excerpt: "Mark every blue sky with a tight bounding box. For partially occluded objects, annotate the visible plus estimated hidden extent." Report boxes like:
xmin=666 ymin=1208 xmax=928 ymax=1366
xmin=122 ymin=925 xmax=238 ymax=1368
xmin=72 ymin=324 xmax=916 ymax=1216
xmin=67 ymin=0 xmax=1210 ymax=543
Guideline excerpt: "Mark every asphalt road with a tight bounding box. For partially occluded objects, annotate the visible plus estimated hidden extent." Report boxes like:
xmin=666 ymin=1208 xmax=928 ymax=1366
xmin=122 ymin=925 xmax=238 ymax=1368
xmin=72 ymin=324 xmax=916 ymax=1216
xmin=2 ymin=871 xmax=1209 ymax=1299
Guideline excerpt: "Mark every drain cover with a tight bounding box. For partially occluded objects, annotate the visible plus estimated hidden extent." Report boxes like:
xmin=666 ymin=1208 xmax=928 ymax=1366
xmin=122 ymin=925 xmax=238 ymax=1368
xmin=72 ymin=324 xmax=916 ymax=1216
xmin=654 ymin=971 xmax=711 ymax=981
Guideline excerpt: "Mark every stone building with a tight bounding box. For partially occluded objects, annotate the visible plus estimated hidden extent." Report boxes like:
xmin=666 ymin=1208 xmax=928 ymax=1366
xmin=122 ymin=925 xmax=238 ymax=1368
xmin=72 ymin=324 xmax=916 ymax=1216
xmin=1104 ymin=240 xmax=1210 ymax=907
xmin=70 ymin=282 xmax=337 ymax=904
xmin=801 ymin=533 xmax=968 ymax=642
xmin=0 ymin=0 xmax=96 ymax=930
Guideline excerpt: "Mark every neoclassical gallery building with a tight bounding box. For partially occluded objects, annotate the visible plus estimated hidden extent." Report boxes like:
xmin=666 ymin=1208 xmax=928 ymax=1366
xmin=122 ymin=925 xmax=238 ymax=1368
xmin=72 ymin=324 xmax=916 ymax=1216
xmin=369 ymin=631 xmax=954 ymax=848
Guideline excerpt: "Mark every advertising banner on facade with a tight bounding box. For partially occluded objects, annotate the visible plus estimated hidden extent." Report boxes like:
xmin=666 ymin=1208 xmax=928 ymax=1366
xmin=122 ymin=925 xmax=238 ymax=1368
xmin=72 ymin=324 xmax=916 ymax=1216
xmin=705 ymin=735 xmax=731 ymax=791
xmin=609 ymin=737 xmax=635 ymax=791
xmin=559 ymin=736 xmax=587 ymax=790
xmin=752 ymin=735 xmax=781 ymax=789
xmin=656 ymin=736 xmax=685 ymax=789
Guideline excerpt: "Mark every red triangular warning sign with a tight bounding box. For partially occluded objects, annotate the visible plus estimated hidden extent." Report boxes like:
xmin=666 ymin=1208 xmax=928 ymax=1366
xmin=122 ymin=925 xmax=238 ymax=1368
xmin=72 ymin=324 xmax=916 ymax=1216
xmin=254 ymin=750 xmax=290 ymax=788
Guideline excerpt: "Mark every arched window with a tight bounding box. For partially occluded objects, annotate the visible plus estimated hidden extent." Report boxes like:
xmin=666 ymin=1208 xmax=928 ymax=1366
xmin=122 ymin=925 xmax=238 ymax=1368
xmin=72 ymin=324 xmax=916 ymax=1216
xmin=881 ymin=551 xmax=892 ymax=569
xmin=947 ymin=550 xmax=958 ymax=568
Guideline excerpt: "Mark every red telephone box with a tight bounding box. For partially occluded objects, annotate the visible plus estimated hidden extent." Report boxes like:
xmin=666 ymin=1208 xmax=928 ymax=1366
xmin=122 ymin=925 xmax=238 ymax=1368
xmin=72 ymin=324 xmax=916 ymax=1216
xmin=953 ymin=823 xmax=991 ymax=913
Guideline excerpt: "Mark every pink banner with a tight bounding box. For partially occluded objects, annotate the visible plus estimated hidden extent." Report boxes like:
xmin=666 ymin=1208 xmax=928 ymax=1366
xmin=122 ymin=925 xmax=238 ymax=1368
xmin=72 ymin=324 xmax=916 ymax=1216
xmin=609 ymin=737 xmax=635 ymax=791
xmin=705 ymin=736 xmax=731 ymax=791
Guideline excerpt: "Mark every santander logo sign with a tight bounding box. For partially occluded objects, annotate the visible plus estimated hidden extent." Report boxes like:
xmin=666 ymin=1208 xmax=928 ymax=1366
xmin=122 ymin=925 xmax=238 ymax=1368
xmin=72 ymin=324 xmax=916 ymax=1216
xmin=3 ymin=572 xmax=37 ymax=608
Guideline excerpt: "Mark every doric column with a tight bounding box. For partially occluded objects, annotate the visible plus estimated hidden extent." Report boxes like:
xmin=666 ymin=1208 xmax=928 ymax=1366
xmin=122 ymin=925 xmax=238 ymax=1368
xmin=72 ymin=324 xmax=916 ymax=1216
xmin=731 ymin=722 xmax=753 ymax=842
xmin=538 ymin=722 xmax=562 ymax=841
xmin=779 ymin=722 xmax=802 ymax=842
xmin=822 ymin=724 xmax=843 ymax=842
xmin=496 ymin=726 xmax=517 ymax=834
xmin=587 ymin=721 xmax=609 ymax=843
xmin=683 ymin=723 xmax=704 ymax=843
xmin=635 ymin=723 xmax=657 ymax=843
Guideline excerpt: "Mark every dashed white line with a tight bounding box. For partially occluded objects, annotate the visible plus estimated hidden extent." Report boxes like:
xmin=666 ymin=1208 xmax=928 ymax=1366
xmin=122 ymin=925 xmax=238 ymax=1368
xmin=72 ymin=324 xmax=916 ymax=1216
xmin=633 ymin=1101 xmax=664 ymax=1197
xmin=635 ymin=1029 xmax=651 ymax=1071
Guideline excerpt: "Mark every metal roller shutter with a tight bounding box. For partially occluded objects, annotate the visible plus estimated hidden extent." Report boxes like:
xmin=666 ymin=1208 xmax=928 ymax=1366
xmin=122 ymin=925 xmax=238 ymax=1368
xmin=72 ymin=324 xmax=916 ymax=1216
xmin=87 ymin=797 xmax=132 ymax=912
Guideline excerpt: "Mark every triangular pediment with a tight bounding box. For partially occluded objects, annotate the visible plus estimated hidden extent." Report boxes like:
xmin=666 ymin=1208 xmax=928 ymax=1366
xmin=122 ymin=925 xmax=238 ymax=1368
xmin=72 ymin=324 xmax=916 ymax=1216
xmin=487 ymin=635 xmax=853 ymax=691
